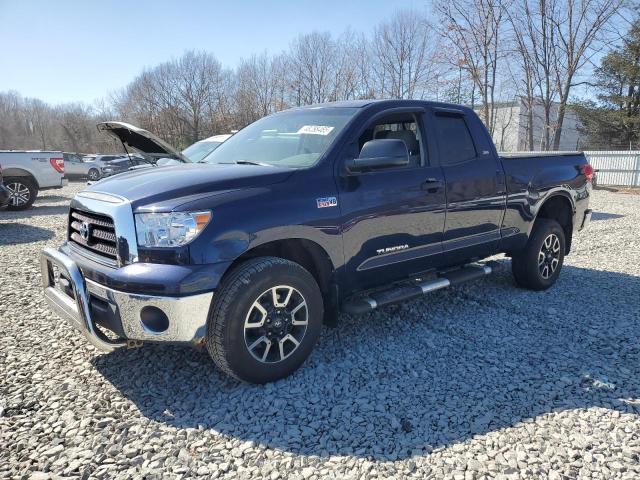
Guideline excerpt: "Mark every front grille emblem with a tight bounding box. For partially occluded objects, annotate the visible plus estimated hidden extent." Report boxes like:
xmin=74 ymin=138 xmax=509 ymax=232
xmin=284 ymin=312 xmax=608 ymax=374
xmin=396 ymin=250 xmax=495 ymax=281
xmin=79 ymin=221 xmax=91 ymax=241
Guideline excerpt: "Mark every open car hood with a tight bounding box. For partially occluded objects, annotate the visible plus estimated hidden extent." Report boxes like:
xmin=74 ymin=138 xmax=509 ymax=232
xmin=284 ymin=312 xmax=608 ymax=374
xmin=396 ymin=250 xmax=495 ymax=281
xmin=96 ymin=121 xmax=190 ymax=162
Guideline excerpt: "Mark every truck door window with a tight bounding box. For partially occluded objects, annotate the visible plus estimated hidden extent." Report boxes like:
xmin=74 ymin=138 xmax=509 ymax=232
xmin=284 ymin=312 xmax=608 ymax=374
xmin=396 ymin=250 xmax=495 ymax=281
xmin=358 ymin=113 xmax=424 ymax=168
xmin=433 ymin=114 xmax=477 ymax=165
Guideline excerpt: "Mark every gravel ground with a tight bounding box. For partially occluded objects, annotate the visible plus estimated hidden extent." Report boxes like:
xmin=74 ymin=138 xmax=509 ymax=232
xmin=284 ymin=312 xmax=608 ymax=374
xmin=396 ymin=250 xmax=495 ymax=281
xmin=1 ymin=183 xmax=639 ymax=479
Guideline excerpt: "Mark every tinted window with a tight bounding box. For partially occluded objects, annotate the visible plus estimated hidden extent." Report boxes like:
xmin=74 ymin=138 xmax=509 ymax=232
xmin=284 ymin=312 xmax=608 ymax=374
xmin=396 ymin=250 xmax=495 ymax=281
xmin=434 ymin=114 xmax=476 ymax=165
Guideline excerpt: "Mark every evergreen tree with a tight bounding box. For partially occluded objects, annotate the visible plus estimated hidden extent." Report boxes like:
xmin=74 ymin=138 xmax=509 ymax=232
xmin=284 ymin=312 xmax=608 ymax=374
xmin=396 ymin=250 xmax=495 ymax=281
xmin=577 ymin=21 xmax=640 ymax=149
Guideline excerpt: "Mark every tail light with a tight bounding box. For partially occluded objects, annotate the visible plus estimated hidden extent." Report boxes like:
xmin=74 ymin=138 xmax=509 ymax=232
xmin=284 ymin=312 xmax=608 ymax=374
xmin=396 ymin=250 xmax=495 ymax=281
xmin=580 ymin=164 xmax=594 ymax=182
xmin=50 ymin=157 xmax=64 ymax=173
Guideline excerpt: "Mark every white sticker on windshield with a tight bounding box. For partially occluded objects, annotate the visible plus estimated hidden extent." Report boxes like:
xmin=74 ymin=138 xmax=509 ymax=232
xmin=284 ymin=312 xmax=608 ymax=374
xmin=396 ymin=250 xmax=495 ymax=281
xmin=297 ymin=125 xmax=334 ymax=136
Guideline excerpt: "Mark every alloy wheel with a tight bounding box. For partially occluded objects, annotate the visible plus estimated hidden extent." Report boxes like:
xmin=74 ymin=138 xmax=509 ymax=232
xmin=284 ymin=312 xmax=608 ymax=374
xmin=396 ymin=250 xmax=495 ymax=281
xmin=243 ymin=285 xmax=308 ymax=363
xmin=538 ymin=233 xmax=561 ymax=279
xmin=6 ymin=182 xmax=30 ymax=207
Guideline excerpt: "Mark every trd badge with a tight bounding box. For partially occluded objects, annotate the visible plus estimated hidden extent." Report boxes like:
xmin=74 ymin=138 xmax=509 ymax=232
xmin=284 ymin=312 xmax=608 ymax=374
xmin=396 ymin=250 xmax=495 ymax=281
xmin=316 ymin=197 xmax=338 ymax=208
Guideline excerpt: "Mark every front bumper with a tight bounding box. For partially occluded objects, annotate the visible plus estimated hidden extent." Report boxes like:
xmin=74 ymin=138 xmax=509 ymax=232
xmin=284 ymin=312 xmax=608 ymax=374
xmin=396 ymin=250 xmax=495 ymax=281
xmin=40 ymin=247 xmax=213 ymax=351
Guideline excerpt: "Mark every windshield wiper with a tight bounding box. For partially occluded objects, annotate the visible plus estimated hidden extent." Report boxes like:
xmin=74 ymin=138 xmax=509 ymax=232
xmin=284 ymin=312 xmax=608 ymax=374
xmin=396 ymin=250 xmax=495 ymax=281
xmin=234 ymin=159 xmax=273 ymax=167
xmin=198 ymin=160 xmax=274 ymax=166
xmin=234 ymin=159 xmax=271 ymax=166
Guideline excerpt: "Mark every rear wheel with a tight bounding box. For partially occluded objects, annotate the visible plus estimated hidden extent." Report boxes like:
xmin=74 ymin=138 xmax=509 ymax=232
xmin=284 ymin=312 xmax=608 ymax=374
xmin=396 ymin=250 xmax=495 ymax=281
xmin=87 ymin=168 xmax=100 ymax=181
xmin=512 ymin=218 xmax=565 ymax=291
xmin=5 ymin=177 xmax=38 ymax=210
xmin=206 ymin=257 xmax=324 ymax=383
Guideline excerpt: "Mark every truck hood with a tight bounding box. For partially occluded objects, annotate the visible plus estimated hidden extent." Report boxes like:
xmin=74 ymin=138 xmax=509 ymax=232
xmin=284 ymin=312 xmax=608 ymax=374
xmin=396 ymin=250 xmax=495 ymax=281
xmin=84 ymin=163 xmax=294 ymax=210
xmin=96 ymin=121 xmax=190 ymax=162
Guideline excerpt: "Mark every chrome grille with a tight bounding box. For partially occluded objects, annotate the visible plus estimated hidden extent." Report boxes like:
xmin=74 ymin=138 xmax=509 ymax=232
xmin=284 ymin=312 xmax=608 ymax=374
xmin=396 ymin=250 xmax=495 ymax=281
xmin=68 ymin=209 xmax=118 ymax=261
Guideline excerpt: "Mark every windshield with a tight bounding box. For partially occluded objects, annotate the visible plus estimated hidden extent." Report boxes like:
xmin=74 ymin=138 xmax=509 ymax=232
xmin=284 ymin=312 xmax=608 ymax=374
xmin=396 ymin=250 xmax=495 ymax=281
xmin=203 ymin=108 xmax=358 ymax=168
xmin=182 ymin=140 xmax=223 ymax=162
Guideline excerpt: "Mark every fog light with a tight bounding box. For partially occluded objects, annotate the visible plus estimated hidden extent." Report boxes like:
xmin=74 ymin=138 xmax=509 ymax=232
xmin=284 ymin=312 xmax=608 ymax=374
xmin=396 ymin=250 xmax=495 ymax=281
xmin=140 ymin=306 xmax=169 ymax=333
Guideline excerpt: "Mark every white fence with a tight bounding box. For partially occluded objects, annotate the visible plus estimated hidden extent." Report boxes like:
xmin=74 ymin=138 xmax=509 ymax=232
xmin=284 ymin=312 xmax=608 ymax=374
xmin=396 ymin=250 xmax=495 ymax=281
xmin=583 ymin=151 xmax=640 ymax=187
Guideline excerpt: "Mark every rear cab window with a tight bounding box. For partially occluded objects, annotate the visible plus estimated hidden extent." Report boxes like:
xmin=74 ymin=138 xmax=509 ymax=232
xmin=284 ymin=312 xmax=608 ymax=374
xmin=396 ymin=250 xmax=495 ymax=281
xmin=433 ymin=113 xmax=477 ymax=165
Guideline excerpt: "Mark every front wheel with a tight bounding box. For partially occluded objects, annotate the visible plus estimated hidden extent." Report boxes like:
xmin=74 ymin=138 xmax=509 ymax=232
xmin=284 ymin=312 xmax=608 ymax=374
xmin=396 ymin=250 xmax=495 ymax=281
xmin=206 ymin=257 xmax=324 ymax=383
xmin=512 ymin=218 xmax=566 ymax=291
xmin=5 ymin=177 xmax=38 ymax=210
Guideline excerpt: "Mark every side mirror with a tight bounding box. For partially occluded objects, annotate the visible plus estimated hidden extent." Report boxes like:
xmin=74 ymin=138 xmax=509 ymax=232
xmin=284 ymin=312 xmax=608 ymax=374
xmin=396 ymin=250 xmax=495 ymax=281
xmin=346 ymin=139 xmax=409 ymax=172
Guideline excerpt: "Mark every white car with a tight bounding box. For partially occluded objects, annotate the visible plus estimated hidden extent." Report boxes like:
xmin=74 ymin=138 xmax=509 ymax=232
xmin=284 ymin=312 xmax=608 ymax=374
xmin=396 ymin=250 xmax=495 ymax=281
xmin=96 ymin=122 xmax=231 ymax=167
xmin=181 ymin=134 xmax=232 ymax=162
xmin=0 ymin=150 xmax=67 ymax=210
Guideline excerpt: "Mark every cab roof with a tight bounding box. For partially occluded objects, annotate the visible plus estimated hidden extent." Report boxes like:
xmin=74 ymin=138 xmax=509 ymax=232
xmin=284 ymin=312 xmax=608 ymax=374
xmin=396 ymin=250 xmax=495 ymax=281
xmin=295 ymin=99 xmax=475 ymax=113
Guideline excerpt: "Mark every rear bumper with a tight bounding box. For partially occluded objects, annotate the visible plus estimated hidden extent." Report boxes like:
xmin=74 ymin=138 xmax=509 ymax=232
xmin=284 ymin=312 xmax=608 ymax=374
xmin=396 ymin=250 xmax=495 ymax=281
xmin=40 ymin=247 xmax=214 ymax=351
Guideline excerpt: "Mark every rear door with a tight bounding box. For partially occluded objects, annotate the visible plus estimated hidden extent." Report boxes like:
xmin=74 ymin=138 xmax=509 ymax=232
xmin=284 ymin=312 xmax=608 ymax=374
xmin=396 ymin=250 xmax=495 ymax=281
xmin=338 ymin=108 xmax=447 ymax=292
xmin=430 ymin=108 xmax=506 ymax=260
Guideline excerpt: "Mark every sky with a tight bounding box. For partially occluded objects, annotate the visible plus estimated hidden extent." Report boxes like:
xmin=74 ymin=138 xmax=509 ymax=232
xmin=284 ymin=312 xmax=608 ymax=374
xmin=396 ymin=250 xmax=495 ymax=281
xmin=0 ymin=0 xmax=426 ymax=105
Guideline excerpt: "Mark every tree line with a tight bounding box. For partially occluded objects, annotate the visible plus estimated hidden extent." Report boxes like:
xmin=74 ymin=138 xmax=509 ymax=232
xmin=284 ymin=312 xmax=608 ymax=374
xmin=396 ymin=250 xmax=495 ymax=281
xmin=0 ymin=1 xmax=633 ymax=154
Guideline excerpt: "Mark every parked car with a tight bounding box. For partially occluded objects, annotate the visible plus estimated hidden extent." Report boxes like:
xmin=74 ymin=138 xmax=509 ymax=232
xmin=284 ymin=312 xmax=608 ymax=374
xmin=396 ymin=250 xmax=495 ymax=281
xmin=64 ymin=152 xmax=95 ymax=180
xmin=71 ymin=154 xmax=133 ymax=181
xmin=100 ymin=156 xmax=154 ymax=178
xmin=96 ymin=122 xmax=231 ymax=165
xmin=0 ymin=150 xmax=67 ymax=210
xmin=41 ymin=100 xmax=592 ymax=383
xmin=182 ymin=134 xmax=232 ymax=162
xmin=0 ymin=165 xmax=10 ymax=208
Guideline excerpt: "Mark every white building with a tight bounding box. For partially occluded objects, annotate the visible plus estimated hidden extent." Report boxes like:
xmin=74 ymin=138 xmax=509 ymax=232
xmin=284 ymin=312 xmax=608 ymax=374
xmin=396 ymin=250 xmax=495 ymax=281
xmin=476 ymin=98 xmax=584 ymax=152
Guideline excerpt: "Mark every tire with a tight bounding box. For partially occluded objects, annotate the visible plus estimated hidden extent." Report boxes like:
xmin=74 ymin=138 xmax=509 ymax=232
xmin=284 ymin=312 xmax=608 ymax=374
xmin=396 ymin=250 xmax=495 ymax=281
xmin=206 ymin=256 xmax=324 ymax=383
xmin=4 ymin=177 xmax=38 ymax=211
xmin=511 ymin=219 xmax=565 ymax=291
xmin=87 ymin=169 xmax=100 ymax=181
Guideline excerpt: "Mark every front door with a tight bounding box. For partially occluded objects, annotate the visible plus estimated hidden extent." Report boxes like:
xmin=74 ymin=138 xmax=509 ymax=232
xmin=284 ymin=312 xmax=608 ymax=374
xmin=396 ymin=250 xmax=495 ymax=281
xmin=338 ymin=110 xmax=447 ymax=293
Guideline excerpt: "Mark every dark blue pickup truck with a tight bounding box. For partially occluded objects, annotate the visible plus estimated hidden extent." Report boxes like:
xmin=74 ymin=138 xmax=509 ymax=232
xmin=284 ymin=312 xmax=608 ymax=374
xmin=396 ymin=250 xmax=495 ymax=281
xmin=41 ymin=100 xmax=593 ymax=383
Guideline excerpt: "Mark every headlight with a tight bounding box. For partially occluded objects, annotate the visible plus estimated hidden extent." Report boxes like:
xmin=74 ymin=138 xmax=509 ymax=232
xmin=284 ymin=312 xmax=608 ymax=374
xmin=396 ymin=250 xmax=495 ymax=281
xmin=135 ymin=211 xmax=212 ymax=247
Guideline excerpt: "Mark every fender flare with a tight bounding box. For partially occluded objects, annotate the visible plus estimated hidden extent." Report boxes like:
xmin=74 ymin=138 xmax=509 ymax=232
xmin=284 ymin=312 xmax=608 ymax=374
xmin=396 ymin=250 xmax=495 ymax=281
xmin=2 ymin=167 xmax=40 ymax=188
xmin=528 ymin=190 xmax=575 ymax=236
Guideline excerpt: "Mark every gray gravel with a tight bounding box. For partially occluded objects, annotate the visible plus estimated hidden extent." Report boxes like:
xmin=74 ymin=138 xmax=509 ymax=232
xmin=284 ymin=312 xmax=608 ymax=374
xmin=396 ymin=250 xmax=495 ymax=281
xmin=1 ymin=183 xmax=640 ymax=479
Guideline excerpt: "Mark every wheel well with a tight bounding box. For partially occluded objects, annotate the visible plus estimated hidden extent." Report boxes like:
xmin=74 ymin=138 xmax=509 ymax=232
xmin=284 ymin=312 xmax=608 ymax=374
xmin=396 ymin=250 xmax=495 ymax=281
xmin=225 ymin=239 xmax=335 ymax=296
xmin=535 ymin=195 xmax=574 ymax=254
xmin=2 ymin=168 xmax=39 ymax=188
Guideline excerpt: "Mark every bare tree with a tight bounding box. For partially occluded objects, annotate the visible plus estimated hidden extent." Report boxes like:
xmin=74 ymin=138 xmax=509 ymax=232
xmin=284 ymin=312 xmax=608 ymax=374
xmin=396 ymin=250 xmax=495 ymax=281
xmin=371 ymin=10 xmax=439 ymax=99
xmin=436 ymin=0 xmax=511 ymax=135
xmin=287 ymin=31 xmax=340 ymax=105
xmin=549 ymin=0 xmax=625 ymax=149
xmin=0 ymin=4 xmax=628 ymax=153
xmin=113 ymin=51 xmax=234 ymax=148
xmin=235 ymin=52 xmax=288 ymax=125
xmin=509 ymin=0 xmax=623 ymax=150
